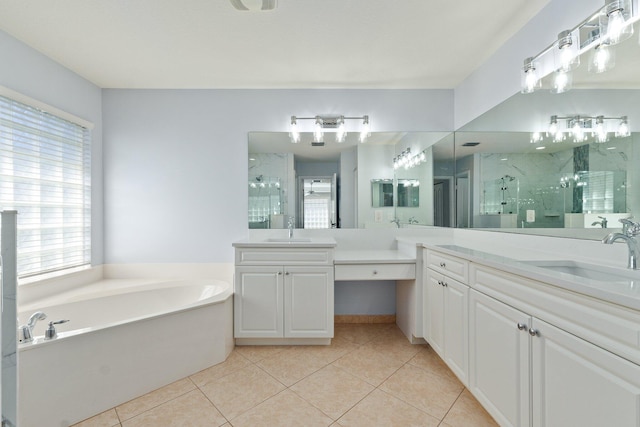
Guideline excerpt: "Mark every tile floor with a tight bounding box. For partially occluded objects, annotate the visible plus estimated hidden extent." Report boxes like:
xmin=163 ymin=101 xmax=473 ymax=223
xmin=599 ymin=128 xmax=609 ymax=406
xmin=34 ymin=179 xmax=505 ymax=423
xmin=72 ymin=323 xmax=498 ymax=427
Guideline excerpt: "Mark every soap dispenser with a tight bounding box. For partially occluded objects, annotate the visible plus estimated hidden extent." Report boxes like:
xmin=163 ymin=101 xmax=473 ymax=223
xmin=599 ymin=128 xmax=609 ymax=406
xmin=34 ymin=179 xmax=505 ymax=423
xmin=44 ymin=320 xmax=70 ymax=340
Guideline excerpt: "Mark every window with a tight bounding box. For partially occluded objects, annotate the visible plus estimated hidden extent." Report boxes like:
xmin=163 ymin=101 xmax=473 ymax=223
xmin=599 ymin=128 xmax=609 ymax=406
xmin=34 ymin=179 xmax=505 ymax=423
xmin=0 ymin=92 xmax=91 ymax=279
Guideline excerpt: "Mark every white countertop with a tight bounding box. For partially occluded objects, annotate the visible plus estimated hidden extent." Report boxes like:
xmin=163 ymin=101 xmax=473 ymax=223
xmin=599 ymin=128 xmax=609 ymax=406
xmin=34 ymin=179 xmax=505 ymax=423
xmin=421 ymin=241 xmax=640 ymax=312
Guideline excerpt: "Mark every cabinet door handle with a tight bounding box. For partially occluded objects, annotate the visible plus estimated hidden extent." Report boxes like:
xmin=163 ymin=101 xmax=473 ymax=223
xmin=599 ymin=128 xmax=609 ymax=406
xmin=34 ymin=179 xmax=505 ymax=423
xmin=439 ymin=262 xmax=446 ymax=267
xmin=373 ymin=270 xmax=378 ymax=275
xmin=437 ymin=280 xmax=443 ymax=286
xmin=517 ymin=323 xmax=527 ymax=331
xmin=528 ymin=328 xmax=539 ymax=337
xmin=285 ymin=271 xmax=290 ymax=275
xmin=278 ymin=271 xmax=282 ymax=275
xmin=443 ymin=281 xmax=448 ymax=287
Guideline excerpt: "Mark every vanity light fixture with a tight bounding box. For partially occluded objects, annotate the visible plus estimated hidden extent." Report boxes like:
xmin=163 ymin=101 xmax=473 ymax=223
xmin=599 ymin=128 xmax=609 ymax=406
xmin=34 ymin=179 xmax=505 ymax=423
xmin=393 ymin=148 xmax=427 ymax=170
xmin=229 ymin=0 xmax=277 ymax=11
xmin=288 ymin=115 xmax=370 ymax=144
xmin=531 ymin=114 xmax=631 ymax=144
xmin=521 ymin=0 xmax=637 ymax=94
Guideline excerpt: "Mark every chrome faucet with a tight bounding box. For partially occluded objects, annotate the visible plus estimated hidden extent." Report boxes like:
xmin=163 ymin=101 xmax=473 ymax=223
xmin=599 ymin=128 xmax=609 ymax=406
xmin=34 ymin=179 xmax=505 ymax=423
xmin=603 ymin=218 xmax=640 ymax=269
xmin=19 ymin=311 xmax=47 ymax=343
xmin=408 ymin=216 xmax=418 ymax=224
xmin=287 ymin=216 xmax=294 ymax=238
xmin=390 ymin=218 xmax=400 ymax=228
xmin=591 ymin=216 xmax=608 ymax=228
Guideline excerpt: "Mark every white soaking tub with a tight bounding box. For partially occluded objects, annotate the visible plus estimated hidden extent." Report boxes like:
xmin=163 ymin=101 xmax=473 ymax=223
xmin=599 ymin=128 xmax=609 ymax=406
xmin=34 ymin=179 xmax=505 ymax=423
xmin=17 ymin=278 xmax=234 ymax=427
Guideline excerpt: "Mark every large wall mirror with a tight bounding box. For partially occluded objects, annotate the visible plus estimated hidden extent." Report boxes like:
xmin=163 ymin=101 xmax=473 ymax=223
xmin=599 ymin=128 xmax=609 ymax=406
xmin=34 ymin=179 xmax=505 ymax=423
xmin=455 ymin=19 xmax=640 ymax=239
xmin=248 ymin=131 xmax=454 ymax=229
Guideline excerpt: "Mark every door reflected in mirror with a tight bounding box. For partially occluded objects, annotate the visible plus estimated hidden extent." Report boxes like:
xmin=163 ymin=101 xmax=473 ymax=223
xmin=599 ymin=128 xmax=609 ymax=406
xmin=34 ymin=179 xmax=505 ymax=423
xmin=249 ymin=131 xmax=454 ymax=229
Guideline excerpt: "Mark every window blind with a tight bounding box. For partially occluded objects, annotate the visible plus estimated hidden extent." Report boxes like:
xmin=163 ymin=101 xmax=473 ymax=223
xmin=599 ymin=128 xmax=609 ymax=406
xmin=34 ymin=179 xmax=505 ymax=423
xmin=0 ymin=95 xmax=91 ymax=278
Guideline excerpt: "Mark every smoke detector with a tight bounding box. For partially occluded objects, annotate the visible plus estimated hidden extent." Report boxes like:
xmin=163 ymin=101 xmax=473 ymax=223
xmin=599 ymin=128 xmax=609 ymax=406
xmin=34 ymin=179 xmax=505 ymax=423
xmin=230 ymin=0 xmax=277 ymax=11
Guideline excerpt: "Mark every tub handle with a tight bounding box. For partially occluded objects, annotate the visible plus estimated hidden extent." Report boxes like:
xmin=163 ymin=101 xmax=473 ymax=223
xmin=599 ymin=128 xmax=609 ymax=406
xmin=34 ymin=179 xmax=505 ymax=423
xmin=44 ymin=319 xmax=70 ymax=340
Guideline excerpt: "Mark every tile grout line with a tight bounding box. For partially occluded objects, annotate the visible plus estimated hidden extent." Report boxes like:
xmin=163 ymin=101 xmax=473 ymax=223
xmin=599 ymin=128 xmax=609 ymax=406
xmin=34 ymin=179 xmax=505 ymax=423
xmin=436 ymin=388 xmax=465 ymax=427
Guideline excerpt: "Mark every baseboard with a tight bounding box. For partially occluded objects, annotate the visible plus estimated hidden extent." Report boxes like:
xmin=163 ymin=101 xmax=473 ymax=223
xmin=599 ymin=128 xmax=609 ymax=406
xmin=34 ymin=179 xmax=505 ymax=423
xmin=334 ymin=314 xmax=396 ymax=324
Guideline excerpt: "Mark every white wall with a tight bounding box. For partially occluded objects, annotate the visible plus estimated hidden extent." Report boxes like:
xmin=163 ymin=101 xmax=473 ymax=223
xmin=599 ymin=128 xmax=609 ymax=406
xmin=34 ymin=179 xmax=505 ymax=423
xmin=454 ymin=0 xmax=604 ymax=128
xmin=102 ymin=89 xmax=453 ymax=263
xmin=0 ymin=30 xmax=104 ymax=265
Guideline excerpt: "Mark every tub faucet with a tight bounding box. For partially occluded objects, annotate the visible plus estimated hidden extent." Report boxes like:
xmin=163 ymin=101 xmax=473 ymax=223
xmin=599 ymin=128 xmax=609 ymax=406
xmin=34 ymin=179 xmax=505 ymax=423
xmin=602 ymin=218 xmax=640 ymax=269
xmin=591 ymin=216 xmax=608 ymax=228
xmin=390 ymin=218 xmax=400 ymax=228
xmin=19 ymin=311 xmax=47 ymax=343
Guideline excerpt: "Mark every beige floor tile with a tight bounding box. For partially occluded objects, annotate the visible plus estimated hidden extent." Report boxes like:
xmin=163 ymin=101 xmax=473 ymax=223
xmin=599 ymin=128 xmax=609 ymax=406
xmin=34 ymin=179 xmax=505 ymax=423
xmin=332 ymin=346 xmax=404 ymax=386
xmin=361 ymin=336 xmax=423 ymax=364
xmin=115 ymin=377 xmax=195 ymax=421
xmin=336 ymin=389 xmax=440 ymax=427
xmin=296 ymin=337 xmax=360 ymax=365
xmin=234 ymin=344 xmax=289 ymax=363
xmin=121 ymin=389 xmax=226 ymax=427
xmin=442 ymin=389 xmax=499 ymax=427
xmin=189 ymin=351 xmax=251 ymax=387
xmin=256 ymin=346 xmax=328 ymax=386
xmin=290 ymin=364 xmax=375 ymax=420
xmin=230 ymin=390 xmax=333 ymax=427
xmin=408 ymin=345 xmax=460 ymax=382
xmin=380 ymin=363 xmax=464 ymax=420
xmin=334 ymin=323 xmax=390 ymax=344
xmin=71 ymin=409 xmax=120 ymax=427
xmin=199 ymin=364 xmax=285 ymax=420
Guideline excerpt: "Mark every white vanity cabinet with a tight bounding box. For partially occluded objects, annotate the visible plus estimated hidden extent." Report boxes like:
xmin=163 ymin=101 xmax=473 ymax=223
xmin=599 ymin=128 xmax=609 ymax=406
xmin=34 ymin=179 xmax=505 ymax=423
xmin=233 ymin=244 xmax=335 ymax=345
xmin=469 ymin=267 xmax=640 ymax=427
xmin=423 ymin=250 xmax=469 ymax=385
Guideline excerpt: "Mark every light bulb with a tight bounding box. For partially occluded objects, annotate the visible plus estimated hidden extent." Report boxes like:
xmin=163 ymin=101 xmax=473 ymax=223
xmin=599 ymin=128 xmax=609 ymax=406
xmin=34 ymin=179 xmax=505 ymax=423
xmin=313 ymin=117 xmax=323 ymax=143
xmin=289 ymin=116 xmax=300 ymax=143
xmin=335 ymin=116 xmax=346 ymax=143
xmin=521 ymin=57 xmax=541 ymax=93
xmin=616 ymin=116 xmax=630 ymax=137
xmin=359 ymin=116 xmax=370 ymax=143
xmin=553 ymin=130 xmax=565 ymax=143
xmin=572 ymin=119 xmax=585 ymax=142
xmin=601 ymin=0 xmax=634 ymax=45
xmin=556 ymin=30 xmax=579 ymax=72
xmin=589 ymin=43 xmax=615 ymax=73
xmin=548 ymin=116 xmax=559 ymax=135
xmin=594 ymin=117 xmax=608 ymax=143
xmin=551 ymin=69 xmax=572 ymax=94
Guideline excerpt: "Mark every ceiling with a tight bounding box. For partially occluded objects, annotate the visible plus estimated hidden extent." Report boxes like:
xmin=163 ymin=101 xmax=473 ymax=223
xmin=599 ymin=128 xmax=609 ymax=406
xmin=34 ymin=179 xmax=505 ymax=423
xmin=0 ymin=0 xmax=550 ymax=89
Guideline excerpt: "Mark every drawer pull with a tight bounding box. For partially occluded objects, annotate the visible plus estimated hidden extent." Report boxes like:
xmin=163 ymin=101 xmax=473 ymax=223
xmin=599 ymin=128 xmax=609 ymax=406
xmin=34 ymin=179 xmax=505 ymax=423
xmin=439 ymin=262 xmax=446 ymax=267
xmin=373 ymin=270 xmax=378 ymax=275
xmin=517 ymin=323 xmax=527 ymax=331
xmin=285 ymin=271 xmax=290 ymax=276
xmin=278 ymin=271 xmax=282 ymax=276
xmin=443 ymin=281 xmax=448 ymax=287
xmin=528 ymin=328 xmax=539 ymax=337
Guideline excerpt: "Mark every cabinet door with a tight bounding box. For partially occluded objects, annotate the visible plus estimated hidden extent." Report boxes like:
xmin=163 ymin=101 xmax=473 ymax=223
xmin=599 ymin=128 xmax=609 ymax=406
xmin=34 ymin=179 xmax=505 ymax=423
xmin=469 ymin=290 xmax=530 ymax=427
xmin=284 ymin=266 xmax=334 ymax=338
xmin=443 ymin=277 xmax=469 ymax=386
xmin=424 ymin=269 xmax=445 ymax=357
xmin=234 ymin=266 xmax=283 ymax=338
xmin=531 ymin=318 xmax=640 ymax=427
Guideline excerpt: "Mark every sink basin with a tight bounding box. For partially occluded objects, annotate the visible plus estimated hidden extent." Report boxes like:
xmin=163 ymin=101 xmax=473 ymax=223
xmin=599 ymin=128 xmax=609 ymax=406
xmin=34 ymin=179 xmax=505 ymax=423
xmin=265 ymin=237 xmax=312 ymax=243
xmin=522 ymin=259 xmax=640 ymax=283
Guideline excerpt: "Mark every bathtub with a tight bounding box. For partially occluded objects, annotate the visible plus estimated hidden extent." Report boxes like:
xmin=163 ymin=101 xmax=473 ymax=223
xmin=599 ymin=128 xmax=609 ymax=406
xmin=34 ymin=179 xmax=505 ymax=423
xmin=17 ymin=278 xmax=234 ymax=427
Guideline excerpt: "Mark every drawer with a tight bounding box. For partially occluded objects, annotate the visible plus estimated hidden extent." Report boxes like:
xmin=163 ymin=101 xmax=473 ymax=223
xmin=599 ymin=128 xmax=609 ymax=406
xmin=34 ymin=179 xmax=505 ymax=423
xmin=335 ymin=263 xmax=416 ymax=281
xmin=236 ymin=248 xmax=334 ymax=265
xmin=426 ymin=251 xmax=469 ymax=283
xmin=472 ymin=264 xmax=640 ymax=366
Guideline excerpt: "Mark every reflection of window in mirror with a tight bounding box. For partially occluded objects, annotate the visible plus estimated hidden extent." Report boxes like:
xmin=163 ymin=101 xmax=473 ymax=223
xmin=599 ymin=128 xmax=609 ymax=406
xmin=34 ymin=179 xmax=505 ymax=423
xmin=371 ymin=179 xmax=393 ymax=207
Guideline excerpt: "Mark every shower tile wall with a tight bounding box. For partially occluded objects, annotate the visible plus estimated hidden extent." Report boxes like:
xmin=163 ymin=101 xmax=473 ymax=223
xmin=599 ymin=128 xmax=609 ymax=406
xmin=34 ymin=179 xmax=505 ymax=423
xmin=479 ymin=151 xmax=574 ymax=228
xmin=248 ymin=153 xmax=293 ymax=228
